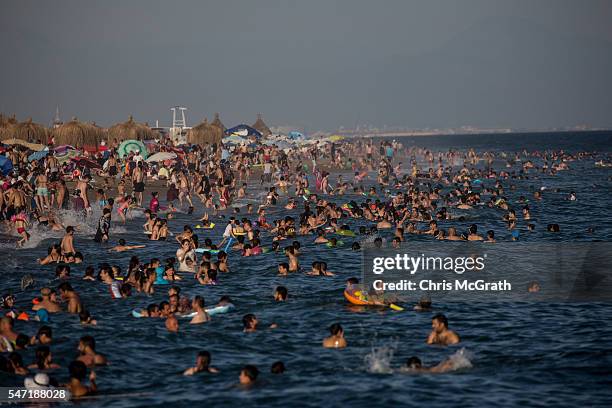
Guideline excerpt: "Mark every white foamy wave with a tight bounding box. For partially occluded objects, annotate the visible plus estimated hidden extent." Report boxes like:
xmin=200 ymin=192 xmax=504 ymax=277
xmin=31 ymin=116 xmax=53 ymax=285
xmin=111 ymin=225 xmax=129 ymax=234
xmin=446 ymin=347 xmax=473 ymax=371
xmin=364 ymin=342 xmax=397 ymax=374
xmin=57 ymin=209 xmax=97 ymax=235
xmin=359 ymin=234 xmax=383 ymax=245
xmin=129 ymin=209 xmax=145 ymax=218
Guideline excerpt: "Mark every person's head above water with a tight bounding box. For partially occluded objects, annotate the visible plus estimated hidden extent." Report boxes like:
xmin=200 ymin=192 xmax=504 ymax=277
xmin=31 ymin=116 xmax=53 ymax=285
xmin=242 ymin=314 xmax=258 ymax=331
xmin=329 ymin=323 xmax=344 ymax=336
xmin=405 ymin=356 xmax=422 ymax=369
xmin=239 ymin=365 xmax=259 ymax=385
xmin=274 ymin=286 xmax=288 ymax=301
xmin=432 ymin=314 xmax=449 ymax=332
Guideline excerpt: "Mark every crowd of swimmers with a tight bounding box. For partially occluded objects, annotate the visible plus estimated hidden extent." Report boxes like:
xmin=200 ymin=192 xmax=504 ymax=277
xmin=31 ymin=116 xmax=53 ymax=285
xmin=0 ymin=137 xmax=600 ymax=396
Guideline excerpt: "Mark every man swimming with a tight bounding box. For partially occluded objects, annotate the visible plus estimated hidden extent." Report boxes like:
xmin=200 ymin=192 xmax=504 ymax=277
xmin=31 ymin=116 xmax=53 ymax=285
xmin=183 ymin=350 xmax=219 ymax=375
xmin=109 ymin=239 xmax=146 ymax=252
xmin=426 ymin=314 xmax=460 ymax=346
xmin=323 ymin=323 xmax=347 ymax=348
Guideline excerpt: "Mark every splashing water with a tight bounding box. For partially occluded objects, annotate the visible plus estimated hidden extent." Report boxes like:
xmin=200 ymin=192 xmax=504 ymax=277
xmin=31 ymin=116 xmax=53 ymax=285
xmin=364 ymin=343 xmax=397 ymax=374
xmin=446 ymin=348 xmax=473 ymax=371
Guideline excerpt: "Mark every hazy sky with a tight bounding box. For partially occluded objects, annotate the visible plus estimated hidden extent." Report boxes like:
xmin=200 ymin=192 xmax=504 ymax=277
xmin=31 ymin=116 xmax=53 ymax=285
xmin=1 ymin=0 xmax=611 ymax=131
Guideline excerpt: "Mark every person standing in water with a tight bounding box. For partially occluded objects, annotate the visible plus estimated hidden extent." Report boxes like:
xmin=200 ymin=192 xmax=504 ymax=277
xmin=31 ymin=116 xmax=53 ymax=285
xmin=61 ymin=226 xmax=76 ymax=256
xmin=94 ymin=208 xmax=111 ymax=243
xmin=132 ymin=162 xmax=145 ymax=206
xmin=183 ymin=351 xmax=219 ymax=375
xmin=426 ymin=314 xmax=460 ymax=346
xmin=323 ymin=323 xmax=347 ymax=348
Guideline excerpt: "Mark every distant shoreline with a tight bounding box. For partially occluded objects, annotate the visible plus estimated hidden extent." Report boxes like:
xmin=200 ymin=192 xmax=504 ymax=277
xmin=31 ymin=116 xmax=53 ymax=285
xmin=340 ymin=129 xmax=612 ymax=138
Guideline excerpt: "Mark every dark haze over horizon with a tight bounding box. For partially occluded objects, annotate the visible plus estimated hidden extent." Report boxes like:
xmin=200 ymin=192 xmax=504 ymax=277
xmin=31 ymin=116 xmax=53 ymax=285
xmin=1 ymin=0 xmax=611 ymax=132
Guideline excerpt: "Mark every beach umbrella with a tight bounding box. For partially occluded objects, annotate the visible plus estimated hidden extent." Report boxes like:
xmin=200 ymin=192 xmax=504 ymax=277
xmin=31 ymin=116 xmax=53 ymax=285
xmin=0 ymin=155 xmax=13 ymax=174
xmin=224 ymin=124 xmax=262 ymax=139
xmin=269 ymin=140 xmax=292 ymax=149
xmin=2 ymin=138 xmax=46 ymax=151
xmin=146 ymin=152 xmax=177 ymax=163
xmin=117 ymin=139 xmax=148 ymax=159
xmin=251 ymin=114 xmax=272 ymax=138
xmin=328 ymin=134 xmax=345 ymax=142
xmin=52 ymin=117 xmax=103 ymax=148
xmin=107 ymin=115 xmax=159 ymax=142
xmin=56 ymin=149 xmax=78 ymax=164
xmin=53 ymin=145 xmax=76 ymax=154
xmin=28 ymin=148 xmax=50 ymax=162
xmin=71 ymin=157 xmax=102 ymax=170
xmin=223 ymin=135 xmax=248 ymax=145
xmin=187 ymin=118 xmax=223 ymax=146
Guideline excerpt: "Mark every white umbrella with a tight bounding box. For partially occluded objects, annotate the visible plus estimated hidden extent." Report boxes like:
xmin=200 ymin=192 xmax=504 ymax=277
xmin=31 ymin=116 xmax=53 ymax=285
xmin=145 ymin=152 xmax=177 ymax=163
xmin=223 ymin=135 xmax=248 ymax=145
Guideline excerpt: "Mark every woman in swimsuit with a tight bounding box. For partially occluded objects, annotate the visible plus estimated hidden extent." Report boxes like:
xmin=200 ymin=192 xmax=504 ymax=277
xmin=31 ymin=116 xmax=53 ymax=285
xmin=117 ymin=196 xmax=132 ymax=224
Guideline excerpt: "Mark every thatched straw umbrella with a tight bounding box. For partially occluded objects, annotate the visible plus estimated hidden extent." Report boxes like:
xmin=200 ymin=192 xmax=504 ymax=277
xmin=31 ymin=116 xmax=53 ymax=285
xmin=10 ymin=118 xmax=49 ymax=143
xmin=252 ymin=114 xmax=272 ymax=137
xmin=107 ymin=115 xmax=159 ymax=142
xmin=187 ymin=118 xmax=223 ymax=146
xmin=211 ymin=113 xmax=226 ymax=132
xmin=0 ymin=114 xmax=18 ymax=141
xmin=52 ymin=117 xmax=103 ymax=148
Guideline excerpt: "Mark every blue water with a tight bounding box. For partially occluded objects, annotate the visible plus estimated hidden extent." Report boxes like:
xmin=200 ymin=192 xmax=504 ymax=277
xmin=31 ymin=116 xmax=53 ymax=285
xmin=1 ymin=131 xmax=611 ymax=407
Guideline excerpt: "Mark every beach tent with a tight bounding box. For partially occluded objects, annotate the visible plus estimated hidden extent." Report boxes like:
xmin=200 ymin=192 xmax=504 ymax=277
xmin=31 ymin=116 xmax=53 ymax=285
xmin=146 ymin=152 xmax=177 ymax=163
xmin=225 ymin=125 xmax=262 ymax=139
xmin=0 ymin=155 xmax=13 ymax=174
xmin=118 ymin=139 xmax=148 ymax=159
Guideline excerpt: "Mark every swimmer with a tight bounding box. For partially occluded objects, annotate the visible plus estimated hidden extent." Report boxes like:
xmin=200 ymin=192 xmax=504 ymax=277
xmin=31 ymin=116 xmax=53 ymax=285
xmin=183 ymin=350 xmax=219 ymax=375
xmin=190 ymin=296 xmax=211 ymax=324
xmin=166 ymin=314 xmax=179 ymax=332
xmin=242 ymin=313 xmax=277 ymax=332
xmin=467 ymin=224 xmax=484 ymax=241
xmin=274 ymin=286 xmax=288 ymax=301
xmin=271 ymin=361 xmax=285 ymax=374
xmin=64 ymin=360 xmax=97 ymax=398
xmin=322 ymin=323 xmax=347 ymax=348
xmin=238 ymin=365 xmax=259 ymax=387
xmin=60 ymin=226 xmax=76 ymax=256
xmin=32 ymin=287 xmax=61 ymax=313
xmin=27 ymin=345 xmax=61 ymax=370
xmin=402 ymin=355 xmax=459 ymax=374
xmin=58 ymin=282 xmax=82 ymax=314
xmin=413 ymin=296 xmax=432 ymax=312
xmin=426 ymin=314 xmax=460 ymax=346
xmin=109 ymin=239 xmax=146 ymax=252
xmin=0 ymin=317 xmax=19 ymax=350
xmin=77 ymin=335 xmax=107 ymax=367
xmin=278 ymin=262 xmax=289 ymax=276
xmin=79 ymin=310 xmax=98 ymax=325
